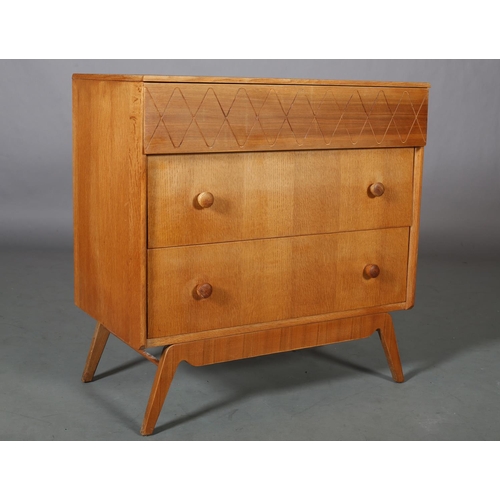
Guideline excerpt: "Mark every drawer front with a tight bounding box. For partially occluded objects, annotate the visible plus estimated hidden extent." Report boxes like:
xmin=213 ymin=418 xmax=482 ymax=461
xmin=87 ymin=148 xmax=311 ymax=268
xmin=148 ymin=148 xmax=413 ymax=248
xmin=148 ymin=228 xmax=409 ymax=338
xmin=144 ymin=83 xmax=428 ymax=154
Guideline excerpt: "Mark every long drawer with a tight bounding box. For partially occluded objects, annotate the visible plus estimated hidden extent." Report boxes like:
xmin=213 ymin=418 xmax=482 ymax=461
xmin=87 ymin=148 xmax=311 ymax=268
xmin=147 ymin=228 xmax=409 ymax=338
xmin=148 ymin=148 xmax=414 ymax=248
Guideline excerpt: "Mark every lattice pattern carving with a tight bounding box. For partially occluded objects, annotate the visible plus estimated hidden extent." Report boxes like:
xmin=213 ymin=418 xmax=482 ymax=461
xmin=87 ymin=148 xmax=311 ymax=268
xmin=144 ymin=83 xmax=428 ymax=154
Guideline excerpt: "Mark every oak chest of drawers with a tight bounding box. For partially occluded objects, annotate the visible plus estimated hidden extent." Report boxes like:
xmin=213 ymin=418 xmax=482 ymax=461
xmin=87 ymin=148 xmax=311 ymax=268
xmin=73 ymin=74 xmax=429 ymax=435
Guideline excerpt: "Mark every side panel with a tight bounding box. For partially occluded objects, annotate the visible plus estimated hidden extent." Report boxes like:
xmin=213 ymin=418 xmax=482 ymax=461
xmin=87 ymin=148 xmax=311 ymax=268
xmin=73 ymin=79 xmax=147 ymax=349
xmin=406 ymin=147 xmax=425 ymax=308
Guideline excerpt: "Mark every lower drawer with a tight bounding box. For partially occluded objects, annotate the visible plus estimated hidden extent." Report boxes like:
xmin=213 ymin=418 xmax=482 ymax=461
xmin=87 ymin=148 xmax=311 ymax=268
xmin=147 ymin=228 xmax=409 ymax=338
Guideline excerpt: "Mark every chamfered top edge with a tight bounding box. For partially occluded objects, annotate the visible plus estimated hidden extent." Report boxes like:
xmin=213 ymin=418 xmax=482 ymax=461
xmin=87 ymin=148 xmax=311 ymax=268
xmin=72 ymin=74 xmax=431 ymax=88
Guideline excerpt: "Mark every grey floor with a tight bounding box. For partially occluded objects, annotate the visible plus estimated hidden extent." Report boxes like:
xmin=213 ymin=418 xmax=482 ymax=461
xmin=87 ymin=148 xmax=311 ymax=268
xmin=1 ymin=248 xmax=499 ymax=441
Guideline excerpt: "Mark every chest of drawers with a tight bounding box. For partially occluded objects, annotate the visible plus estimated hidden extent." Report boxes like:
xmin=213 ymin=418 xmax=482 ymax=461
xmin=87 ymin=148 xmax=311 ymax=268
xmin=73 ymin=74 xmax=429 ymax=435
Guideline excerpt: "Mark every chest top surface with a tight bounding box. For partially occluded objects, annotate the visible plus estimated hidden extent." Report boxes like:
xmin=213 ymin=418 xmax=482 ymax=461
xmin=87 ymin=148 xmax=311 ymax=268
xmin=73 ymin=74 xmax=430 ymax=155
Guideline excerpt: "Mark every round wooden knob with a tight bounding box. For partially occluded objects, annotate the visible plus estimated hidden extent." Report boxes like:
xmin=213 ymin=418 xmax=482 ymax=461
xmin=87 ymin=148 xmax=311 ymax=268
xmin=364 ymin=264 xmax=380 ymax=279
xmin=369 ymin=183 xmax=385 ymax=197
xmin=195 ymin=283 xmax=212 ymax=299
xmin=197 ymin=192 xmax=214 ymax=208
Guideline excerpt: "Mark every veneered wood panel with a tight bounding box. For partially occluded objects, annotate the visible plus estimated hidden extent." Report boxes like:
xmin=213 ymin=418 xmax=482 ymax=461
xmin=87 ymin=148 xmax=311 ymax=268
xmin=72 ymin=74 xmax=144 ymax=82
xmin=73 ymin=74 xmax=431 ymax=88
xmin=148 ymin=228 xmax=409 ymax=338
xmin=73 ymin=79 xmax=146 ymax=349
xmin=141 ymin=312 xmax=401 ymax=434
xmin=144 ymin=83 xmax=428 ymax=154
xmin=148 ymin=148 xmax=414 ymax=248
xmin=143 ymin=75 xmax=430 ymax=87
xmin=146 ymin=302 xmax=407 ymax=346
xmin=406 ymin=147 xmax=424 ymax=308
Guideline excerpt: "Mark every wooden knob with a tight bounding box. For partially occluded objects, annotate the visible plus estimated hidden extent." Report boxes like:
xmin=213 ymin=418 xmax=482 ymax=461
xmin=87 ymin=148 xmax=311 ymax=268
xmin=364 ymin=264 xmax=380 ymax=279
xmin=197 ymin=192 xmax=214 ymax=208
xmin=195 ymin=283 xmax=212 ymax=299
xmin=369 ymin=183 xmax=385 ymax=197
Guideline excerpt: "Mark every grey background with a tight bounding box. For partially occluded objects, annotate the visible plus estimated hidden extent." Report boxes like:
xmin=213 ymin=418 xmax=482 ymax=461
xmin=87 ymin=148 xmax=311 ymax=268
xmin=1 ymin=59 xmax=499 ymax=256
xmin=1 ymin=60 xmax=500 ymax=443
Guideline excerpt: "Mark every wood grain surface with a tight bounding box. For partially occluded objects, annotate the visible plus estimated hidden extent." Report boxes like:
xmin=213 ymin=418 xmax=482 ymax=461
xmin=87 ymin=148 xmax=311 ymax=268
xmin=378 ymin=314 xmax=405 ymax=383
xmin=73 ymin=79 xmax=147 ymax=349
xmin=144 ymin=76 xmax=430 ymax=87
xmin=148 ymin=148 xmax=413 ymax=248
xmin=406 ymin=146 xmax=425 ymax=308
xmin=147 ymin=228 xmax=409 ymax=338
xmin=73 ymin=74 xmax=430 ymax=88
xmin=72 ymin=74 xmax=424 ymax=438
xmin=144 ymin=83 xmax=428 ymax=154
xmin=141 ymin=312 xmax=402 ymax=435
xmin=81 ymin=322 xmax=111 ymax=382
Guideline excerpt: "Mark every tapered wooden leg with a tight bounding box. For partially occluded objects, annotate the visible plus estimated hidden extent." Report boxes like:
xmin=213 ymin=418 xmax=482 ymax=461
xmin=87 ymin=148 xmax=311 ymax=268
xmin=141 ymin=346 xmax=179 ymax=436
xmin=378 ymin=314 xmax=404 ymax=383
xmin=82 ymin=322 xmax=111 ymax=382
